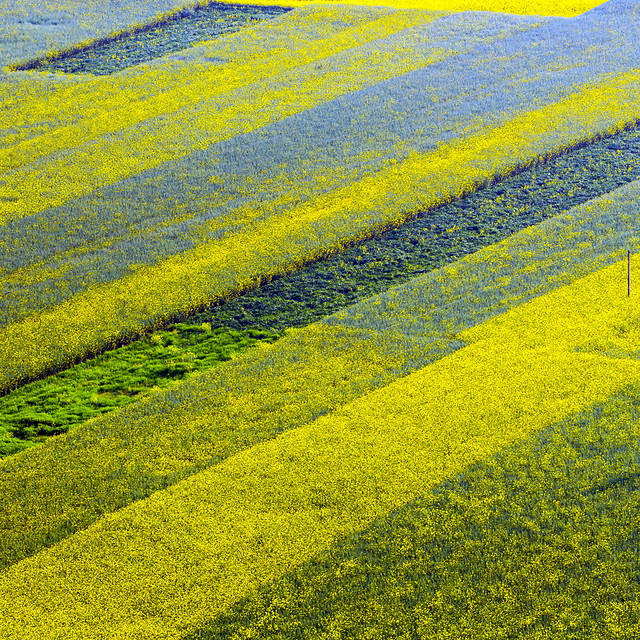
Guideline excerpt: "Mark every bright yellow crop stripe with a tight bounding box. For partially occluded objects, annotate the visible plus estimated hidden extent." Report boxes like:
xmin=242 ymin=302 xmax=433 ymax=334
xmin=0 ymin=7 xmax=452 ymax=223
xmin=0 ymin=242 xmax=637 ymax=639
xmin=1 ymin=65 xmax=640 ymax=394
xmin=192 ymin=0 xmax=601 ymax=18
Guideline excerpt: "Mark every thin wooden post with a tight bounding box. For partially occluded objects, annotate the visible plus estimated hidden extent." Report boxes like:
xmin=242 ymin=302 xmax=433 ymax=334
xmin=628 ymin=250 xmax=631 ymax=297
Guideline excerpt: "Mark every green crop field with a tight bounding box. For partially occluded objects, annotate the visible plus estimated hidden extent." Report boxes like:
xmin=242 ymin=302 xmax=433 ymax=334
xmin=1 ymin=0 xmax=640 ymax=637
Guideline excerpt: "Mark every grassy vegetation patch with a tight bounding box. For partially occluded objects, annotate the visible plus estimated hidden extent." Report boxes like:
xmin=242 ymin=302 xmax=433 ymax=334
xmin=0 ymin=323 xmax=282 ymax=458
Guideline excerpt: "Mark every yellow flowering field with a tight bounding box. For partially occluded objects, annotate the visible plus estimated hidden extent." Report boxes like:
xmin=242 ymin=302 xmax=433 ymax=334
xmin=2 ymin=0 xmax=640 ymax=637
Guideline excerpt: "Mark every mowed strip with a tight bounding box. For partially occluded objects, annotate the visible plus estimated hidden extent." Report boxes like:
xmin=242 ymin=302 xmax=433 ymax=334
xmin=0 ymin=253 xmax=638 ymax=639
xmin=2 ymin=65 xmax=640 ymax=394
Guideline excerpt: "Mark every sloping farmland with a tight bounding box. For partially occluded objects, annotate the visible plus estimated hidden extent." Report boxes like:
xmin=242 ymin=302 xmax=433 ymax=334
xmin=2 ymin=0 xmax=640 ymax=638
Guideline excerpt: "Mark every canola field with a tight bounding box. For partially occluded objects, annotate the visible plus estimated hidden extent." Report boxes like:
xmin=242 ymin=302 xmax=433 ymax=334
xmin=1 ymin=0 xmax=640 ymax=637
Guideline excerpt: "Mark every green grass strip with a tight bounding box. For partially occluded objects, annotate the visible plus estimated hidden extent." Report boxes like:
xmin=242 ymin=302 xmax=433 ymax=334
xmin=0 ymin=324 xmax=284 ymax=459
